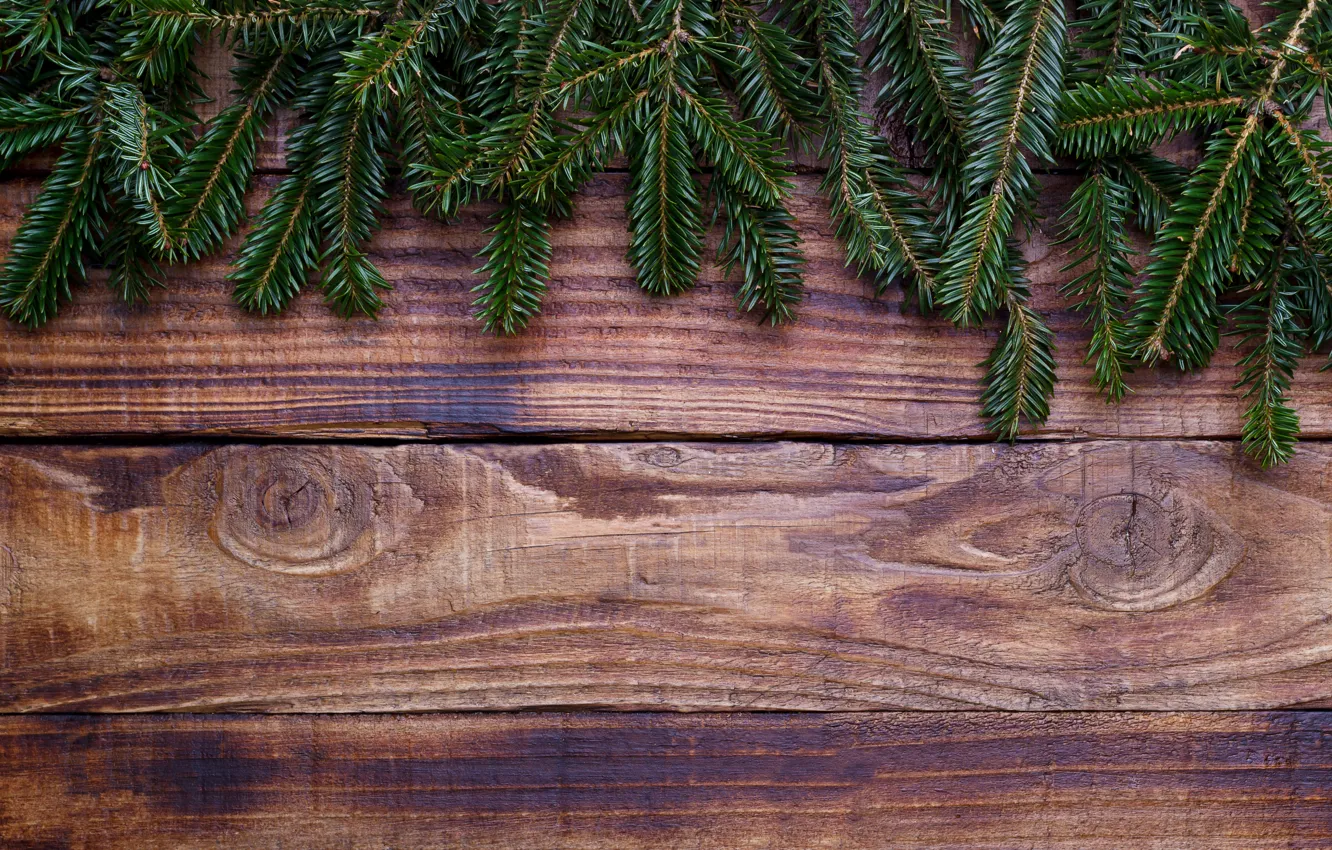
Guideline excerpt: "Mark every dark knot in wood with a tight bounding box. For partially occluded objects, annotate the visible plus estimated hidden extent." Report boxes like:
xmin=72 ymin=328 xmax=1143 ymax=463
xmin=1070 ymin=492 xmax=1242 ymax=611
xmin=212 ymin=447 xmax=380 ymax=576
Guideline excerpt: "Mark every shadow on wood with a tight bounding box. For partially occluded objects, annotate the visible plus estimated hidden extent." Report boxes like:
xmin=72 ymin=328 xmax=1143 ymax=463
xmin=1 ymin=712 xmax=1328 ymax=849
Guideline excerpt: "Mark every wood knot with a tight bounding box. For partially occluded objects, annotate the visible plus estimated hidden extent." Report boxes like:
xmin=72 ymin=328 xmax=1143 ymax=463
xmin=639 ymin=446 xmax=686 ymax=468
xmin=1070 ymin=492 xmax=1242 ymax=611
xmin=212 ymin=447 xmax=383 ymax=576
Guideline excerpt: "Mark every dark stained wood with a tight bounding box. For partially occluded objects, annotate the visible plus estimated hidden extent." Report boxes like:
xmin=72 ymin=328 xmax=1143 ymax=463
xmin=4 ymin=439 xmax=1332 ymax=712
xmin=5 ymin=173 xmax=1332 ymax=440
xmin=1 ymin=712 xmax=1329 ymax=849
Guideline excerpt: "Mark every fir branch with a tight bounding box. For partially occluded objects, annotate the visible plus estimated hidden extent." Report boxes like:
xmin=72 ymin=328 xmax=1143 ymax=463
xmin=551 ymin=43 xmax=657 ymax=105
xmin=397 ymin=53 xmax=479 ymax=217
xmin=1232 ymin=250 xmax=1303 ymax=466
xmin=1068 ymin=0 xmax=1155 ymax=84
xmin=101 ymin=81 xmax=179 ymax=256
xmin=1130 ymin=115 xmax=1263 ymax=366
xmin=1166 ymin=1 xmax=1260 ymax=87
xmin=169 ymin=50 xmax=294 ymax=260
xmin=713 ymin=176 xmax=805 ymax=323
xmin=674 ymin=84 xmax=789 ymax=208
xmin=482 ymin=0 xmax=593 ymax=188
xmin=1131 ymin=0 xmax=1322 ymax=366
xmin=311 ymin=101 xmax=391 ymax=317
xmin=132 ymin=1 xmax=383 ymax=48
xmin=725 ymin=2 xmax=815 ymax=140
xmin=1 ymin=0 xmax=81 ymax=62
xmin=336 ymin=0 xmax=469 ymax=107
xmin=863 ymin=148 xmax=944 ymax=305
xmin=472 ymin=196 xmax=551 ymax=333
xmin=626 ymin=98 xmax=702 ymax=295
xmin=1058 ymin=166 xmax=1135 ymax=400
xmin=796 ymin=0 xmax=940 ymax=294
xmin=1108 ymin=152 xmax=1185 ymax=234
xmin=521 ymin=87 xmax=647 ymax=204
xmin=1268 ymin=109 xmax=1332 ymax=246
xmin=1226 ymin=165 xmax=1284 ymax=280
xmin=103 ymin=205 xmax=166 ymax=304
xmin=0 ymin=130 xmax=103 ymax=327
xmin=864 ymin=0 xmax=971 ymax=223
xmin=229 ymin=123 xmax=320 ymax=314
xmin=937 ymin=0 xmax=1066 ymax=326
xmin=1056 ymin=79 xmax=1246 ymax=160
xmin=228 ymin=174 xmax=316 ymax=314
xmin=406 ymin=124 xmax=481 ymax=218
xmin=0 ymin=97 xmax=81 ymax=169
xmin=982 ymin=271 xmax=1058 ymax=439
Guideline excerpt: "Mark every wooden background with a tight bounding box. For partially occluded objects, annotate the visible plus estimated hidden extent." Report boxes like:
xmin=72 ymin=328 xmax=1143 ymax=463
xmin=2 ymin=18 xmax=1332 ymax=849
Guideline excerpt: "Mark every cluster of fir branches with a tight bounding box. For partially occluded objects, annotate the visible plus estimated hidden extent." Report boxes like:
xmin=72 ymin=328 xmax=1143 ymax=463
xmin=5 ymin=1 xmax=1332 ymax=465
xmin=1056 ymin=0 xmax=1332 ymax=465
xmin=0 ymin=0 xmax=940 ymax=332
xmin=0 ymin=0 xmax=199 ymax=325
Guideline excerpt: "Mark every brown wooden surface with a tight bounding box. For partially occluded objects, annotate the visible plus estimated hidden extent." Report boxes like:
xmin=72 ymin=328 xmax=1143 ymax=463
xmin=5 ymin=439 xmax=1332 ymax=713
xmin=3 ymin=10 xmax=1328 ymax=844
xmin=2 ymin=712 xmax=1329 ymax=849
xmin=5 ymin=174 xmax=1332 ymax=440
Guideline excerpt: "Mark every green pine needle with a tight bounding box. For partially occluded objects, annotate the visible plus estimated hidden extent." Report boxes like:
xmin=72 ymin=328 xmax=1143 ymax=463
xmin=1129 ymin=116 xmax=1263 ymax=367
xmin=1057 ymin=79 xmax=1246 ymax=160
xmin=982 ymin=270 xmax=1058 ymax=440
xmin=864 ymin=0 xmax=970 ymax=227
xmin=0 ymin=97 xmax=81 ymax=170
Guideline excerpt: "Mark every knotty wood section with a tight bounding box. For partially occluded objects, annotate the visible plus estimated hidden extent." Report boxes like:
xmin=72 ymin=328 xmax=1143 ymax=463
xmin=4 ymin=439 xmax=1332 ymax=712
xmin=6 ymin=174 xmax=1332 ymax=440
xmin=2 ymin=713 xmax=1329 ymax=849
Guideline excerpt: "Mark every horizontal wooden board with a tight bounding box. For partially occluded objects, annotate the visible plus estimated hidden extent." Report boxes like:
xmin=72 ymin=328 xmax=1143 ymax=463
xmin=5 ymin=174 xmax=1332 ymax=440
xmin=2 ymin=712 xmax=1329 ymax=849
xmin=4 ymin=439 xmax=1332 ymax=712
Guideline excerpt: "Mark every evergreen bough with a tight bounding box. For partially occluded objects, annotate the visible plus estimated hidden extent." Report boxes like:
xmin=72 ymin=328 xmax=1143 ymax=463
xmin=2 ymin=0 xmax=1332 ymax=465
xmin=1056 ymin=0 xmax=1332 ymax=465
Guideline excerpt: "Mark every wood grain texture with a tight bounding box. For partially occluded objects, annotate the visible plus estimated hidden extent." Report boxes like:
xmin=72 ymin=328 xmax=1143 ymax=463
xmin=2 ymin=712 xmax=1329 ymax=849
xmin=6 ymin=173 xmax=1332 ymax=440
xmin=4 ymin=439 xmax=1332 ymax=712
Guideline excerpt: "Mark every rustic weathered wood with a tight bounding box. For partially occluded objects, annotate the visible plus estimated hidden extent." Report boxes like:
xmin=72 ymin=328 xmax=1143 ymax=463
xmin=1 ymin=712 xmax=1328 ymax=849
xmin=6 ymin=173 xmax=1332 ymax=440
xmin=4 ymin=439 xmax=1332 ymax=712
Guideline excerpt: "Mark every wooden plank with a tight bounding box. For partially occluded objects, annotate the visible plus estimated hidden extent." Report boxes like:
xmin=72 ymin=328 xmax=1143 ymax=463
xmin=5 ymin=173 xmax=1332 ymax=440
xmin=1 ymin=712 xmax=1328 ymax=849
xmin=4 ymin=439 xmax=1332 ymax=712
